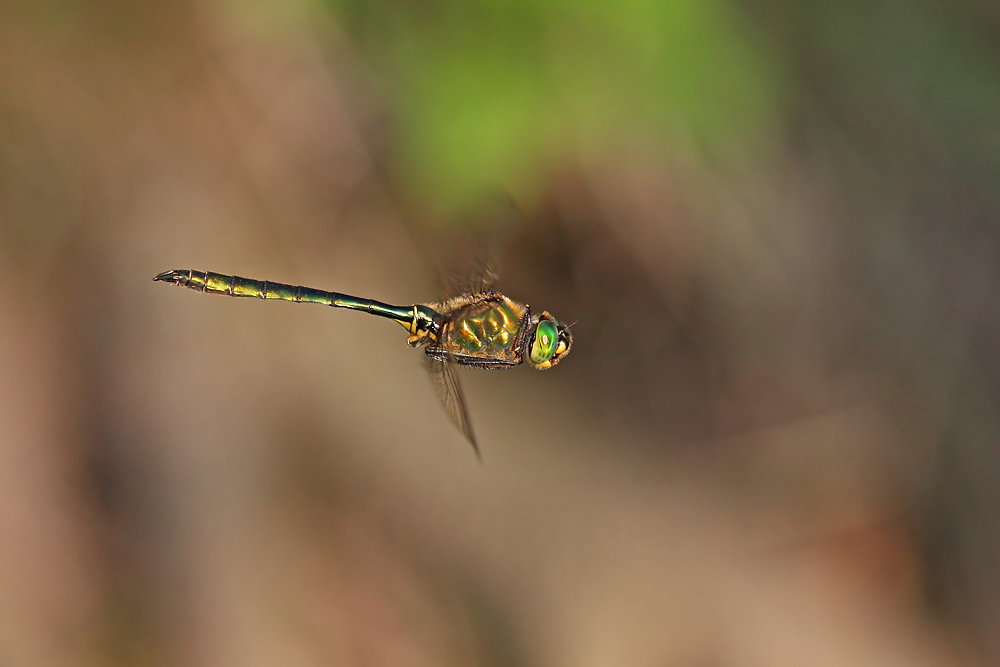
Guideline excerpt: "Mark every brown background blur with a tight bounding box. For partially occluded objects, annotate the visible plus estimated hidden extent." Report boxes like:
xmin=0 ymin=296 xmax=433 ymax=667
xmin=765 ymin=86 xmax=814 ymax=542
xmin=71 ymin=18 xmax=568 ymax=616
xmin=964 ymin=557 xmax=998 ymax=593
xmin=2 ymin=0 xmax=999 ymax=665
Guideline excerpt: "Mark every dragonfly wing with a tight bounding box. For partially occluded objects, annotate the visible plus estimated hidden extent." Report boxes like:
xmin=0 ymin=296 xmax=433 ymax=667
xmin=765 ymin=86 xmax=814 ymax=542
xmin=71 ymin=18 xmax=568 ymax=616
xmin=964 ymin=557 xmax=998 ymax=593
xmin=426 ymin=357 xmax=480 ymax=459
xmin=443 ymin=238 xmax=502 ymax=297
xmin=435 ymin=195 xmax=521 ymax=297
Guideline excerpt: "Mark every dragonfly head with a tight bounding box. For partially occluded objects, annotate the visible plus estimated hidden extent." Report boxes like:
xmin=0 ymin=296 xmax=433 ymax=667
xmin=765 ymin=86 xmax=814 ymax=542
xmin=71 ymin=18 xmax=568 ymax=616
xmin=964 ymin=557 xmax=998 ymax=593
xmin=527 ymin=312 xmax=573 ymax=369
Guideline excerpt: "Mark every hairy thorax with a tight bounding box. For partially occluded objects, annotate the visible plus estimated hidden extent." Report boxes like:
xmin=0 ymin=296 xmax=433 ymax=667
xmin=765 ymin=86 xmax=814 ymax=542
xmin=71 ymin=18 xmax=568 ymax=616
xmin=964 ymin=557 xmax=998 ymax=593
xmin=435 ymin=293 xmax=528 ymax=363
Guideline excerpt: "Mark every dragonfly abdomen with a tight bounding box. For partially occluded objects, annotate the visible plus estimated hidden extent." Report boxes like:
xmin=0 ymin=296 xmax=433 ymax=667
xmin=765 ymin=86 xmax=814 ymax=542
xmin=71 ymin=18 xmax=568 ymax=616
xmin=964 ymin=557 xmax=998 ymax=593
xmin=153 ymin=269 xmax=434 ymax=331
xmin=154 ymin=269 xmax=339 ymax=304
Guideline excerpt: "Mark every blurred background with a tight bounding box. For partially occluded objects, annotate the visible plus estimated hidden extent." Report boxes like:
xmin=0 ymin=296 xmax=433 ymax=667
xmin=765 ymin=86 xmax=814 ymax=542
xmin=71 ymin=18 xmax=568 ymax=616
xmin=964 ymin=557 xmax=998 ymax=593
xmin=1 ymin=0 xmax=999 ymax=664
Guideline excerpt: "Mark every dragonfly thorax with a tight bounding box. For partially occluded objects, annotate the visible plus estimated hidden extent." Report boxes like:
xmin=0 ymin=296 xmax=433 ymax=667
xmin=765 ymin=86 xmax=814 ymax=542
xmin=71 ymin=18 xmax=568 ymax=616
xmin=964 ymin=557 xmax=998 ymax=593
xmin=424 ymin=292 xmax=573 ymax=370
xmin=430 ymin=293 xmax=528 ymax=365
xmin=450 ymin=298 xmax=523 ymax=356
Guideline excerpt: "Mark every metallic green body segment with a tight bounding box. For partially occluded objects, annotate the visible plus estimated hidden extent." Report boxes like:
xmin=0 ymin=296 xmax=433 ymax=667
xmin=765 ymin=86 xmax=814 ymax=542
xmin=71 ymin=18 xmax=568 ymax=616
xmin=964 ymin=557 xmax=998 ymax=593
xmin=154 ymin=269 xmax=427 ymax=329
xmin=452 ymin=301 xmax=521 ymax=356
xmin=204 ymin=272 xmax=232 ymax=293
xmin=231 ymin=276 xmax=263 ymax=298
xmin=264 ymin=281 xmax=297 ymax=301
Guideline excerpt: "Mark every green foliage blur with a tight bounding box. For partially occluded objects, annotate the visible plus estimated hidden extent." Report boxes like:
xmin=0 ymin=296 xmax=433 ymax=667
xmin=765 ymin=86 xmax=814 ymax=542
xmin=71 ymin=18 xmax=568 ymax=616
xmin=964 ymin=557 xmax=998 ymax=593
xmin=328 ymin=0 xmax=778 ymax=213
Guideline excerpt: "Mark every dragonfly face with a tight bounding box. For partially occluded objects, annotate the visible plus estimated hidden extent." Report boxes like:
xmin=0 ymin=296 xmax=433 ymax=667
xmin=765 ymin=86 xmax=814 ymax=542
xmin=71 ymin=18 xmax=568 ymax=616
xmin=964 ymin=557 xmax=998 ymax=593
xmin=526 ymin=312 xmax=572 ymax=369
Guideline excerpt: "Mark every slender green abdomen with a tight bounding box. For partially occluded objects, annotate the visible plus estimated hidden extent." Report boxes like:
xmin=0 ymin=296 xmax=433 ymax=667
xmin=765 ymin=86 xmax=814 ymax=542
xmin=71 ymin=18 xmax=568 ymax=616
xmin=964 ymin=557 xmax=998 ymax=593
xmin=154 ymin=269 xmax=423 ymax=325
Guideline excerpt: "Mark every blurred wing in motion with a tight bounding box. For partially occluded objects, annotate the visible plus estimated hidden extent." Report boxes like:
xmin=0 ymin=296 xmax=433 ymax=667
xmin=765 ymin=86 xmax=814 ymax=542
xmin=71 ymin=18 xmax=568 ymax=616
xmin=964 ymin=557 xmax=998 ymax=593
xmin=446 ymin=249 xmax=500 ymax=297
xmin=426 ymin=357 xmax=480 ymax=459
xmin=435 ymin=194 xmax=520 ymax=297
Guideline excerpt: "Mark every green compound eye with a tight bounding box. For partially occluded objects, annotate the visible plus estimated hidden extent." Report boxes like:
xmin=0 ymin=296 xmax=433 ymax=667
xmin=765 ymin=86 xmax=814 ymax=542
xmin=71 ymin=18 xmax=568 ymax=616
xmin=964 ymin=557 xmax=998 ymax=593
xmin=529 ymin=319 xmax=559 ymax=365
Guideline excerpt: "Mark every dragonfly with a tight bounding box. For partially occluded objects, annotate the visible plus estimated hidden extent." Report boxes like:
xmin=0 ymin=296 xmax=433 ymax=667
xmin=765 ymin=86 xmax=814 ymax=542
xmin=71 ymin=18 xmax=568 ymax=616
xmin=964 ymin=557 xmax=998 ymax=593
xmin=154 ymin=268 xmax=573 ymax=457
